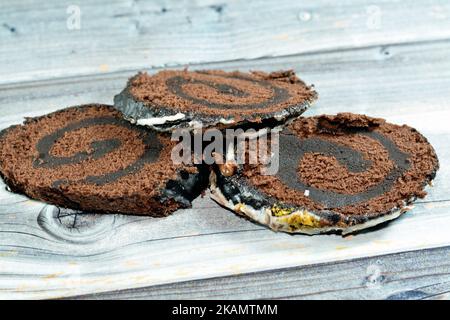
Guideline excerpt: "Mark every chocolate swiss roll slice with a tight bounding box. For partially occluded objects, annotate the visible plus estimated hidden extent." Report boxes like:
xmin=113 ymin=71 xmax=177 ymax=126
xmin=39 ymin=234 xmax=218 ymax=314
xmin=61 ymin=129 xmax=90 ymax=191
xmin=0 ymin=105 xmax=208 ymax=216
xmin=114 ymin=69 xmax=317 ymax=132
xmin=210 ymin=113 xmax=439 ymax=235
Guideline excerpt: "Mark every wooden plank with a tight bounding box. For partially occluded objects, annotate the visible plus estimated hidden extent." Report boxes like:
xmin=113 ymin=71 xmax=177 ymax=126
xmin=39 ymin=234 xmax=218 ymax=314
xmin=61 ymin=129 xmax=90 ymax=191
xmin=1 ymin=192 xmax=450 ymax=299
xmin=1 ymin=40 xmax=450 ymax=299
xmin=1 ymin=39 xmax=450 ymax=120
xmin=0 ymin=195 xmax=450 ymax=298
xmin=1 ymin=0 xmax=450 ymax=84
xmin=72 ymin=246 xmax=450 ymax=300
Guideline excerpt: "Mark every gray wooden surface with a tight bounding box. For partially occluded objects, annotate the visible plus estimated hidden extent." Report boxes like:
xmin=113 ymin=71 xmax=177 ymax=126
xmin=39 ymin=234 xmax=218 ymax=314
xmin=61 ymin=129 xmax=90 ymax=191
xmin=0 ymin=0 xmax=449 ymax=300
xmin=75 ymin=246 xmax=450 ymax=300
xmin=2 ymin=0 xmax=450 ymax=84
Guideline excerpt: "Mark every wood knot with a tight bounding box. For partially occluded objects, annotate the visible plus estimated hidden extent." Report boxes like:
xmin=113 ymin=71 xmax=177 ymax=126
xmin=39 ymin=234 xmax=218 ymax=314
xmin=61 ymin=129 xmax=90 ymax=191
xmin=37 ymin=205 xmax=116 ymax=244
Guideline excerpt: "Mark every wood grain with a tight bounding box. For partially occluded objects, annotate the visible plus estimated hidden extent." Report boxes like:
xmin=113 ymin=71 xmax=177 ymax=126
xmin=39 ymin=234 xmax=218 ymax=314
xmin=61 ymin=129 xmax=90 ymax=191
xmin=72 ymin=246 xmax=450 ymax=300
xmin=0 ymin=37 xmax=449 ymax=299
xmin=1 ymin=0 xmax=450 ymax=84
xmin=1 ymin=191 xmax=450 ymax=299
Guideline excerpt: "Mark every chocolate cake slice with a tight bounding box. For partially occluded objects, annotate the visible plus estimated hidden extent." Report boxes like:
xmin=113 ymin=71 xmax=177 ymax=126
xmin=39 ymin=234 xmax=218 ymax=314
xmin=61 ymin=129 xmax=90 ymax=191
xmin=0 ymin=105 xmax=209 ymax=216
xmin=210 ymin=113 xmax=439 ymax=235
xmin=114 ymin=69 xmax=317 ymax=132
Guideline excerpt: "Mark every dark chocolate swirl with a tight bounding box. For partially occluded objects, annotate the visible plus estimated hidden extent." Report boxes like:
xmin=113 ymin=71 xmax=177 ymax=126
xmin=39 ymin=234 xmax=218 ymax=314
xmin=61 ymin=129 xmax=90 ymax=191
xmin=165 ymin=72 xmax=290 ymax=110
xmin=276 ymin=131 xmax=410 ymax=208
xmin=33 ymin=116 xmax=162 ymax=188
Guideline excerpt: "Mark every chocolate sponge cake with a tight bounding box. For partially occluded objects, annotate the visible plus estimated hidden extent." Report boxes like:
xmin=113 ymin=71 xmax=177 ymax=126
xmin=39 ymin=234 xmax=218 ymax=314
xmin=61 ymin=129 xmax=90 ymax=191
xmin=210 ymin=113 xmax=439 ymax=235
xmin=114 ymin=69 xmax=317 ymax=131
xmin=0 ymin=105 xmax=208 ymax=216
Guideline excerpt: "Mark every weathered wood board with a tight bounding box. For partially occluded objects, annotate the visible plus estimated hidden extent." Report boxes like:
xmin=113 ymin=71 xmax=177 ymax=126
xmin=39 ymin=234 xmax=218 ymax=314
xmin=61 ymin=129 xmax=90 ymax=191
xmin=1 ymin=35 xmax=449 ymax=298
xmin=1 ymin=0 xmax=450 ymax=84
xmin=75 ymin=246 xmax=450 ymax=300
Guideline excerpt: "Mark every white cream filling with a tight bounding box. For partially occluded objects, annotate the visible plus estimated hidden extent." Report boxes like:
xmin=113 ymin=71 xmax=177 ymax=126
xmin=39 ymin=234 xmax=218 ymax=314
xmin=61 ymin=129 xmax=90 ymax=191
xmin=136 ymin=112 xmax=186 ymax=126
xmin=274 ymin=113 xmax=288 ymax=121
xmin=219 ymin=118 xmax=236 ymax=125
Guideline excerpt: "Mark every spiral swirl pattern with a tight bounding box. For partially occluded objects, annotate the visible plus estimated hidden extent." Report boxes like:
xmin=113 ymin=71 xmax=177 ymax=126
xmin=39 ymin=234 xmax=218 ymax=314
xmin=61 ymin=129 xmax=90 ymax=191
xmin=33 ymin=115 xmax=162 ymax=188
xmin=276 ymin=131 xmax=410 ymax=208
xmin=165 ymin=73 xmax=291 ymax=110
